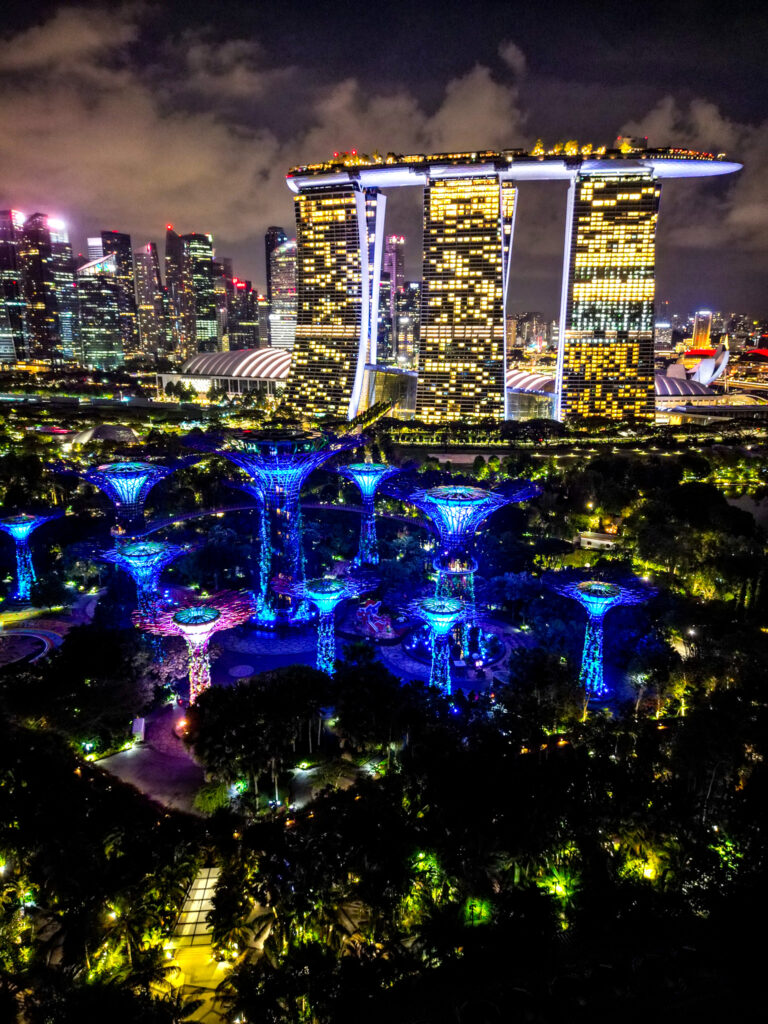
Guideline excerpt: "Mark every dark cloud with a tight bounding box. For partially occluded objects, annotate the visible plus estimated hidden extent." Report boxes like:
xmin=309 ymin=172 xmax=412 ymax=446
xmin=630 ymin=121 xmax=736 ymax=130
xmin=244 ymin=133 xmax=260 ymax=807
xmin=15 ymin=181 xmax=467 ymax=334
xmin=0 ymin=2 xmax=762 ymax=315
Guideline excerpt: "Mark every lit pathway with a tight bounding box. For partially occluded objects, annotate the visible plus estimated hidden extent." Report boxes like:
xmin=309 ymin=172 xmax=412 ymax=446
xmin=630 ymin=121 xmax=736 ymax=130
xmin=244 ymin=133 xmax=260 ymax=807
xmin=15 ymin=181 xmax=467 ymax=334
xmin=170 ymin=866 xmax=229 ymax=1023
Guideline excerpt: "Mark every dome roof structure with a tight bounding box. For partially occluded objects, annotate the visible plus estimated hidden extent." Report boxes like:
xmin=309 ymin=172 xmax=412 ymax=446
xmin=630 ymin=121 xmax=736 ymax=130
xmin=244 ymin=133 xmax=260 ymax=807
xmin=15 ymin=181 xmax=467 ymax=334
xmin=505 ymin=369 xmax=715 ymax=401
xmin=181 ymin=348 xmax=291 ymax=380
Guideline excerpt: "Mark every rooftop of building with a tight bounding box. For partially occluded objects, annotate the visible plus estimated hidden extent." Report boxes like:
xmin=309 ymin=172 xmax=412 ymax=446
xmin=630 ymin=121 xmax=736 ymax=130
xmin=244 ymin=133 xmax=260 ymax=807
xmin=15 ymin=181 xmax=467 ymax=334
xmin=287 ymin=144 xmax=741 ymax=190
xmin=180 ymin=348 xmax=291 ymax=380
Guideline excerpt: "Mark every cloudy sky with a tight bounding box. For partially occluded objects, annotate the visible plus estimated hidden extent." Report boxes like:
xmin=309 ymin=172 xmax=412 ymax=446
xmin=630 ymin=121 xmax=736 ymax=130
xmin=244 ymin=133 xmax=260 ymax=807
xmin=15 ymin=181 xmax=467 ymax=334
xmin=1 ymin=0 xmax=765 ymax=317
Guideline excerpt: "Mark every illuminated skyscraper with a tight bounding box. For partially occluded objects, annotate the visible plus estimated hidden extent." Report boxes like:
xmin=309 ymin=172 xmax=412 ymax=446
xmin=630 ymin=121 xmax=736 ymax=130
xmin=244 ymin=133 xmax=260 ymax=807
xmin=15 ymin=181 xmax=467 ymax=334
xmin=415 ymin=178 xmax=516 ymax=422
xmin=18 ymin=213 xmax=76 ymax=363
xmin=382 ymin=234 xmax=405 ymax=340
xmin=692 ymin=310 xmax=713 ymax=347
xmin=265 ymin=225 xmax=287 ymax=307
xmin=100 ymin=230 xmax=139 ymax=356
xmin=284 ymin=185 xmax=386 ymax=420
xmin=76 ymin=253 xmax=123 ymax=370
xmin=164 ymin=225 xmax=187 ymax=356
xmin=555 ymin=172 xmax=660 ymax=421
xmin=0 ymin=210 xmax=26 ymax=363
xmin=182 ymin=233 xmax=218 ymax=355
xmin=228 ymin=278 xmax=260 ymax=350
xmin=269 ymin=239 xmax=297 ymax=349
xmin=134 ymin=243 xmax=166 ymax=358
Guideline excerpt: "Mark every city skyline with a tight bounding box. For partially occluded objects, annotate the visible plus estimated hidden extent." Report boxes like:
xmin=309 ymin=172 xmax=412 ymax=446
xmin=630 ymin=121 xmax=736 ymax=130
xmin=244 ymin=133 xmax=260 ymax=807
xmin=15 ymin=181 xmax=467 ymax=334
xmin=0 ymin=2 xmax=765 ymax=316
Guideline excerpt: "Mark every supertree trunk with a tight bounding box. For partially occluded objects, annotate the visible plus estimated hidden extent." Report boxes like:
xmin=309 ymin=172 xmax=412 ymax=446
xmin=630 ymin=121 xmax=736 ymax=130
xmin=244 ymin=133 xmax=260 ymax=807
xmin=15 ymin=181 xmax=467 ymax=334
xmin=580 ymin=615 xmax=607 ymax=697
xmin=187 ymin=638 xmax=212 ymax=703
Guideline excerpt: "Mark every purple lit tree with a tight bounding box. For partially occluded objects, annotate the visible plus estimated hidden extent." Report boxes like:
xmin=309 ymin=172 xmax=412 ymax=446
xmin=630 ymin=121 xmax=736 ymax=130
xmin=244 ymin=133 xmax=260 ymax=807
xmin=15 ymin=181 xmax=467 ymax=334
xmin=134 ymin=590 xmax=255 ymax=703
xmin=77 ymin=461 xmax=174 ymax=535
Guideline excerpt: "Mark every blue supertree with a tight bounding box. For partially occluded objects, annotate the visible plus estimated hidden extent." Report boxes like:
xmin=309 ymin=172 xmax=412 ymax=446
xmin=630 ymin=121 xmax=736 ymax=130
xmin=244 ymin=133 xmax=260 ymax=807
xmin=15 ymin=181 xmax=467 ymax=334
xmin=413 ymin=596 xmax=465 ymax=695
xmin=0 ymin=512 xmax=60 ymax=602
xmin=190 ymin=430 xmax=360 ymax=626
xmin=293 ymin=576 xmax=372 ymax=674
xmin=227 ymin=480 xmax=270 ymax=612
xmin=98 ymin=539 xmax=188 ymax=615
xmin=546 ymin=575 xmax=650 ymax=698
xmin=336 ymin=462 xmax=401 ymax=566
xmin=400 ymin=483 xmax=536 ymax=653
xmin=78 ymin=461 xmax=174 ymax=535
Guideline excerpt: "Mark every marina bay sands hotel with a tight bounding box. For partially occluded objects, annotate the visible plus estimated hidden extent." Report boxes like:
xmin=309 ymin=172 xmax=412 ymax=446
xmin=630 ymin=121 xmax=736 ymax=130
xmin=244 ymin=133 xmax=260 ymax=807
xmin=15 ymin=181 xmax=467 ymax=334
xmin=282 ymin=142 xmax=741 ymax=423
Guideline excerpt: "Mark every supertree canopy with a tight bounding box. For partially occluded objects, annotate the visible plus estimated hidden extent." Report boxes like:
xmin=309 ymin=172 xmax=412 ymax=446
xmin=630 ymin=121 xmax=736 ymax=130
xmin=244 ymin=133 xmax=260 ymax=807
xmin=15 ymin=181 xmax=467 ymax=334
xmin=190 ymin=430 xmax=360 ymax=625
xmin=337 ymin=462 xmax=400 ymax=566
xmin=293 ymin=576 xmax=373 ymax=673
xmin=413 ymin=596 xmax=465 ymax=695
xmin=134 ymin=590 xmax=255 ymax=703
xmin=546 ymin=574 xmax=650 ymax=698
xmin=400 ymin=482 xmax=536 ymax=654
xmin=0 ymin=512 xmax=61 ymax=602
xmin=78 ymin=461 xmax=174 ymax=535
xmin=98 ymin=540 xmax=188 ymax=615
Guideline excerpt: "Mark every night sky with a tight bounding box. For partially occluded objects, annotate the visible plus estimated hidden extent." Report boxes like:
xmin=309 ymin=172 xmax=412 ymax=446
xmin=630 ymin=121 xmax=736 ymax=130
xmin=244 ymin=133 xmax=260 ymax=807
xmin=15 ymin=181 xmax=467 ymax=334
xmin=1 ymin=0 xmax=765 ymax=317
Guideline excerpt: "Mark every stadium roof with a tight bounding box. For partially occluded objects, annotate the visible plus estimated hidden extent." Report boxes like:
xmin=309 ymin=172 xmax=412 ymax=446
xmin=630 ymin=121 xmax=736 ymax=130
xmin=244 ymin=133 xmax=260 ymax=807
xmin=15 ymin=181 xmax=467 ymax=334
xmin=181 ymin=349 xmax=291 ymax=380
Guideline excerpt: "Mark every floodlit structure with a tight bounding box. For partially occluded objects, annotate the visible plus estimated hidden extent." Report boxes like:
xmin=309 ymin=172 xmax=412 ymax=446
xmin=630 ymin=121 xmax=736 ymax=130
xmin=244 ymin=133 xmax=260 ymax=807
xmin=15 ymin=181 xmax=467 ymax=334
xmin=293 ymin=576 xmax=370 ymax=673
xmin=413 ymin=596 xmax=464 ymax=694
xmin=336 ymin=462 xmax=401 ymax=565
xmin=134 ymin=591 xmax=254 ymax=703
xmin=77 ymin=461 xmax=174 ymax=534
xmin=286 ymin=144 xmax=740 ymax=423
xmin=547 ymin=575 xmax=649 ymax=697
xmin=0 ymin=512 xmax=59 ymax=601
xmin=99 ymin=540 xmax=187 ymax=615
xmin=190 ymin=430 xmax=360 ymax=625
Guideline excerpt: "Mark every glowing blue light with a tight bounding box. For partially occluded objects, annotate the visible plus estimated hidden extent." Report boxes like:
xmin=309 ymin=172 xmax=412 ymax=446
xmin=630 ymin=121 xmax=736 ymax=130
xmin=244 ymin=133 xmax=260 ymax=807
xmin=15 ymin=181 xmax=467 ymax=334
xmin=99 ymin=540 xmax=186 ymax=615
xmin=337 ymin=463 xmax=401 ymax=566
xmin=294 ymin=576 xmax=372 ymax=674
xmin=173 ymin=606 xmax=221 ymax=628
xmin=546 ymin=575 xmax=650 ymax=698
xmin=0 ymin=513 xmax=56 ymax=602
xmin=413 ymin=597 xmax=464 ymax=695
xmin=81 ymin=461 xmax=173 ymax=531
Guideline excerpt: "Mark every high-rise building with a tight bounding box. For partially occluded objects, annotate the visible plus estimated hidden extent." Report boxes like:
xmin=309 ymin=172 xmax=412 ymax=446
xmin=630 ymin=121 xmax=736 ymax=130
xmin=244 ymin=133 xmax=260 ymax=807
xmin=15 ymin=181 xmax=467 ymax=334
xmin=284 ymin=185 xmax=386 ymax=420
xmin=100 ymin=230 xmax=138 ymax=356
xmin=87 ymin=237 xmax=103 ymax=261
xmin=692 ymin=310 xmax=713 ymax=347
xmin=133 ymin=243 xmax=166 ymax=358
xmin=77 ymin=253 xmax=123 ymax=370
xmin=555 ymin=172 xmax=660 ymax=421
xmin=18 ymin=213 xmax=62 ymax=362
xmin=382 ymin=234 xmax=405 ymax=330
xmin=395 ymin=280 xmax=420 ymax=366
xmin=415 ymin=178 xmax=516 ymax=422
xmin=257 ymin=294 xmax=270 ymax=346
xmin=269 ymin=238 xmax=297 ymax=349
xmin=265 ymin=225 xmax=287 ymax=307
xmin=0 ymin=210 xmax=27 ymax=363
xmin=182 ymin=233 xmax=218 ymax=355
xmin=49 ymin=219 xmax=77 ymax=360
xmin=228 ymin=278 xmax=260 ymax=350
xmin=164 ymin=225 xmax=187 ymax=358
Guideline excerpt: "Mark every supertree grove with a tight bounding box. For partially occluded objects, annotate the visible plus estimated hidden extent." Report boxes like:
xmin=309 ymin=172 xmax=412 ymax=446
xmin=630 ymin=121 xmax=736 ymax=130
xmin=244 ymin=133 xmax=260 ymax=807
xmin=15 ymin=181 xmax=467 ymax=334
xmin=0 ymin=512 xmax=61 ymax=602
xmin=336 ymin=462 xmax=401 ymax=566
xmin=546 ymin=575 xmax=651 ymax=697
xmin=293 ymin=576 xmax=373 ymax=673
xmin=134 ymin=591 xmax=255 ymax=703
xmin=98 ymin=540 xmax=188 ymax=615
xmin=76 ymin=461 xmax=175 ymax=535
xmin=412 ymin=596 xmax=465 ymax=694
xmin=190 ymin=430 xmax=360 ymax=625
